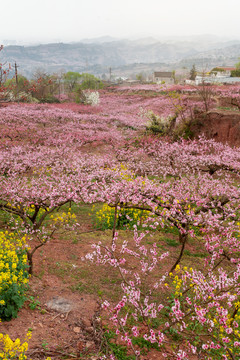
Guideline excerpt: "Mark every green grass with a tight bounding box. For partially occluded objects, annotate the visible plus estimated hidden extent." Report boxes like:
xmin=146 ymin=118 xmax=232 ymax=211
xmin=69 ymin=281 xmax=87 ymax=294
xmin=164 ymin=238 xmax=179 ymax=247
xmin=0 ymin=211 xmax=11 ymax=229
xmin=48 ymin=257 xmax=123 ymax=300
xmin=132 ymin=336 xmax=161 ymax=352
xmin=184 ymin=249 xmax=208 ymax=258
xmin=217 ymin=106 xmax=239 ymax=111
xmin=102 ymin=329 xmax=135 ymax=360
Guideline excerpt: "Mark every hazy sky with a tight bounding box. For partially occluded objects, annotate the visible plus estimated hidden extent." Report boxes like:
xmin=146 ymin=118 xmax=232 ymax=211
xmin=1 ymin=0 xmax=240 ymax=44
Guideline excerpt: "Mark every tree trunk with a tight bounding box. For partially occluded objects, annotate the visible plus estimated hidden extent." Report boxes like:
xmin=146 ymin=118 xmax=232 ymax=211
xmin=169 ymin=232 xmax=188 ymax=273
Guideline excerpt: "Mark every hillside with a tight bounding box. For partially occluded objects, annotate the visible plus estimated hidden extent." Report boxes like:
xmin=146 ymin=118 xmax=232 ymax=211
xmin=1 ymin=36 xmax=240 ymax=78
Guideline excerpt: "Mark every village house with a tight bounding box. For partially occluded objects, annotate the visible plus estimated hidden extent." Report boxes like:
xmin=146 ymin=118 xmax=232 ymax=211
xmin=185 ymin=66 xmax=240 ymax=85
xmin=153 ymin=71 xmax=174 ymax=84
xmin=210 ymin=67 xmax=235 ymax=77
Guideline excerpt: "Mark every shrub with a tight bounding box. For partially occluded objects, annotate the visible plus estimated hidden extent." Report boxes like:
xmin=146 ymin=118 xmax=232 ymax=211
xmin=40 ymin=95 xmax=60 ymax=103
xmin=75 ymin=89 xmax=100 ymax=105
xmin=142 ymin=109 xmax=173 ymax=135
xmin=92 ymin=204 xmax=149 ymax=230
xmin=0 ymin=331 xmax=51 ymax=360
xmin=145 ymin=111 xmax=166 ymax=134
xmin=83 ymin=90 xmax=100 ymax=106
xmin=0 ymin=231 xmax=29 ymax=321
xmin=173 ymin=120 xmax=194 ymax=140
xmin=0 ymin=332 xmax=31 ymax=360
xmin=231 ymin=69 xmax=240 ymax=77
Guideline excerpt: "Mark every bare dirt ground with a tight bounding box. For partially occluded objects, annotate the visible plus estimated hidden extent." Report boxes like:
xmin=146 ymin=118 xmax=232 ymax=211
xmin=1 ymin=234 xmax=100 ymax=359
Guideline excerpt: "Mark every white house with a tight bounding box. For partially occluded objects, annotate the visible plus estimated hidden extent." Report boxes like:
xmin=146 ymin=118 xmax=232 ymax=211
xmin=210 ymin=67 xmax=235 ymax=77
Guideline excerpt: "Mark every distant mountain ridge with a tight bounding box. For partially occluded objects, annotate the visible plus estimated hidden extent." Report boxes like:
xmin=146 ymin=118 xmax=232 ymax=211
xmin=1 ymin=36 xmax=240 ymax=78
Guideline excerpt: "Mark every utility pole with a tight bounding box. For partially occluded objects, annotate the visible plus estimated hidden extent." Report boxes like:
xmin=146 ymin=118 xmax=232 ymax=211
xmin=14 ymin=62 xmax=20 ymax=102
xmin=14 ymin=62 xmax=19 ymax=85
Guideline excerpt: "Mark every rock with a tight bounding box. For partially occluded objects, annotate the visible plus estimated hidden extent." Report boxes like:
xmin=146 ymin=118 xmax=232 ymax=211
xmin=85 ymin=326 xmax=94 ymax=334
xmin=46 ymin=297 xmax=73 ymax=313
xmin=85 ymin=341 xmax=94 ymax=349
xmin=73 ymin=327 xmax=81 ymax=334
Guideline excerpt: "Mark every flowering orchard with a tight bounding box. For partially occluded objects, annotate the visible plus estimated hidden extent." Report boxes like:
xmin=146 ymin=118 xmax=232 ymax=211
xmin=1 ymin=84 xmax=240 ymax=358
xmin=86 ymin=136 xmax=240 ymax=359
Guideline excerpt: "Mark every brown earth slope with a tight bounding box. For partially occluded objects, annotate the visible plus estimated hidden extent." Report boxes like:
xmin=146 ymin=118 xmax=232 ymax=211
xmin=190 ymin=110 xmax=240 ymax=146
